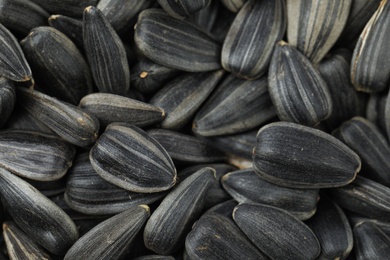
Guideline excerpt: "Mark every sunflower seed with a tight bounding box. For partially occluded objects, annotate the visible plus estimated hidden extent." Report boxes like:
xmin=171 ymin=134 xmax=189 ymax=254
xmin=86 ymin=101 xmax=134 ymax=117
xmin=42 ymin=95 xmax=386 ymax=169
xmin=83 ymin=6 xmax=130 ymax=95
xmin=28 ymin=178 xmax=66 ymax=197
xmin=64 ymin=205 xmax=150 ymax=260
xmin=48 ymin=15 xmax=84 ymax=51
xmin=157 ymin=0 xmax=211 ymax=19
xmin=0 ymin=168 xmax=78 ymax=255
xmin=220 ymin=0 xmax=247 ymax=12
xmin=222 ymin=0 xmax=285 ymax=79
xmin=31 ymin=0 xmax=99 ymax=17
xmin=187 ymin=0 xmax=219 ymax=36
xmin=202 ymin=199 xmax=238 ymax=220
xmin=150 ymin=70 xmax=223 ymax=130
xmin=79 ymin=93 xmax=165 ymax=128
xmin=351 ymin=0 xmax=390 ymax=93
xmin=253 ymin=122 xmax=361 ymax=189
xmin=186 ymin=213 xmax=268 ymax=260
xmin=0 ymin=77 xmax=15 ymax=128
xmin=134 ymin=8 xmax=221 ymax=72
xmin=222 ymin=168 xmax=319 ymax=220
xmin=305 ymin=195 xmax=353 ymax=260
xmin=17 ymin=87 xmax=100 ymax=147
xmin=193 ymin=74 xmax=275 ymax=136
xmin=21 ymin=26 xmax=93 ymax=104
xmin=268 ymin=41 xmax=333 ymax=126
xmin=287 ymin=0 xmax=352 ymax=64
xmin=366 ymin=91 xmax=387 ymax=134
xmin=383 ymin=88 xmax=390 ymax=139
xmin=90 ymin=123 xmax=176 ymax=193
xmin=144 ymin=167 xmax=215 ymax=255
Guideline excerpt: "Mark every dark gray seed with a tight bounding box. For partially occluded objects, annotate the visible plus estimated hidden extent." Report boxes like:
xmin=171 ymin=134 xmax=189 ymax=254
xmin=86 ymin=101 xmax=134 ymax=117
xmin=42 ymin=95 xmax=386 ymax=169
xmin=268 ymin=41 xmax=333 ymax=126
xmin=202 ymin=199 xmax=238 ymax=220
xmin=90 ymin=123 xmax=176 ymax=193
xmin=147 ymin=129 xmax=226 ymax=163
xmin=186 ymin=213 xmax=268 ymax=260
xmin=157 ymin=0 xmax=211 ymax=19
xmin=150 ymin=70 xmax=223 ymax=130
xmin=0 ymin=77 xmax=15 ymax=128
xmin=354 ymin=221 xmax=390 ymax=260
xmin=253 ymin=122 xmax=361 ymax=189
xmin=0 ymin=130 xmax=75 ymax=181
xmin=209 ymin=2 xmax=236 ymax=43
xmin=79 ymin=93 xmax=165 ymax=128
xmin=50 ymin=193 xmax=97 ymax=221
xmin=0 ymin=168 xmax=78 ymax=255
xmin=222 ymin=0 xmax=285 ymax=79
xmin=0 ymin=0 xmax=49 ymax=37
xmin=130 ymin=59 xmax=179 ymax=94
xmin=351 ymin=0 xmax=390 ymax=93
xmin=306 ymin=196 xmax=353 ymax=260
xmin=97 ymin=0 xmax=154 ymax=36
xmin=133 ymin=256 xmax=175 ymax=260
xmin=65 ymin=153 xmax=167 ymax=215
xmin=383 ymin=88 xmax=390 ymax=139
xmin=287 ymin=0 xmax=352 ymax=64
xmin=48 ymin=15 xmax=84 ymax=51
xmin=187 ymin=0 xmax=219 ymax=36
xmin=220 ymin=0 xmax=247 ymax=12
xmin=366 ymin=91 xmax=387 ymax=135
xmin=333 ymin=117 xmax=390 ymax=186
xmin=21 ymin=26 xmax=93 ymax=105
xmin=222 ymin=169 xmax=319 ymax=220
xmin=0 ymin=23 xmax=32 ymax=82
xmin=31 ymin=0 xmax=98 ymax=18
xmin=134 ymin=8 xmax=221 ymax=72
xmin=362 ymin=219 xmax=390 ymax=238
xmin=3 ymin=221 xmax=51 ymax=260
xmin=233 ymin=203 xmax=320 ymax=260
xmin=83 ymin=6 xmax=130 ymax=95
xmin=64 ymin=205 xmax=150 ymax=260
xmin=17 ymin=87 xmax=100 ymax=147
xmin=193 ymin=74 xmax=276 ymax=136
xmin=144 ymin=167 xmax=215 ymax=255
xmin=28 ymin=178 xmax=66 ymax=197
xmin=331 ymin=176 xmax=390 ymax=222
xmin=318 ymin=49 xmax=364 ymax=130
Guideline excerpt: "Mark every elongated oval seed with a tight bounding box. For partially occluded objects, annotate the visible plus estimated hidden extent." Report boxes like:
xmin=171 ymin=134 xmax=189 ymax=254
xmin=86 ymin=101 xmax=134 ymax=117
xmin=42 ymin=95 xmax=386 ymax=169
xmin=90 ymin=123 xmax=176 ymax=193
xmin=253 ymin=122 xmax=361 ymax=189
xmin=186 ymin=214 xmax=268 ymax=260
xmin=144 ymin=167 xmax=215 ymax=255
xmin=222 ymin=0 xmax=285 ymax=79
xmin=64 ymin=205 xmax=150 ymax=260
xmin=268 ymin=41 xmax=333 ymax=126
xmin=83 ymin=6 xmax=130 ymax=95
xmin=17 ymin=87 xmax=100 ymax=147
xmin=0 ymin=77 xmax=15 ymax=128
xmin=134 ymin=8 xmax=221 ymax=72
xmin=0 ymin=130 xmax=75 ymax=181
xmin=4 ymin=106 xmax=53 ymax=134
xmin=157 ymin=0 xmax=211 ymax=19
xmin=287 ymin=0 xmax=352 ymax=64
xmin=0 ymin=168 xmax=78 ymax=255
xmin=31 ymin=0 xmax=98 ymax=17
xmin=48 ymin=14 xmax=84 ymax=50
xmin=351 ymin=0 xmax=390 ymax=93
xmin=233 ymin=203 xmax=320 ymax=260
xmin=222 ymin=169 xmax=319 ymax=220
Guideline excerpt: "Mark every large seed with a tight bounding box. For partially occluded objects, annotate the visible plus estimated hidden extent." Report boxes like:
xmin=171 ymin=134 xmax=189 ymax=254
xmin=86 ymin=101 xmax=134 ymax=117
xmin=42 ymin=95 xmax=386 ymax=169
xmin=0 ymin=77 xmax=15 ymax=128
xmin=83 ymin=6 xmax=130 ymax=95
xmin=366 ymin=91 xmax=387 ymax=134
xmin=222 ymin=0 xmax=285 ymax=79
xmin=5 ymin=106 xmax=53 ymax=134
xmin=157 ymin=0 xmax=211 ymax=19
xmin=134 ymin=8 xmax=221 ymax=72
xmin=233 ymin=203 xmax=320 ymax=260
xmin=48 ymin=14 xmax=84 ymax=50
xmin=253 ymin=122 xmax=361 ymax=189
xmin=202 ymin=199 xmax=238 ymax=220
xmin=144 ymin=167 xmax=215 ymax=255
xmin=90 ymin=123 xmax=176 ymax=193
xmin=31 ymin=0 xmax=98 ymax=17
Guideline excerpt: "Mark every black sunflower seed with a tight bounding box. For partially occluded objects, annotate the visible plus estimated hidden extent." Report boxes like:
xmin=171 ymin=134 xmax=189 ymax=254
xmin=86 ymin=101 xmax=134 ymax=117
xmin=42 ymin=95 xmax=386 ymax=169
xmin=157 ymin=0 xmax=211 ymax=20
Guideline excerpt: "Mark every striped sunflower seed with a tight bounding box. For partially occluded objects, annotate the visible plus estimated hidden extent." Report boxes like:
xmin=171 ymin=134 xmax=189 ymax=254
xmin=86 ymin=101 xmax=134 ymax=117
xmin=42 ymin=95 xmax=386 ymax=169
xmin=366 ymin=91 xmax=387 ymax=134
xmin=31 ymin=0 xmax=98 ymax=17
xmin=202 ymin=199 xmax=238 ymax=220
xmin=90 ymin=123 xmax=177 ymax=193
xmin=83 ymin=6 xmax=130 ymax=95
xmin=253 ymin=122 xmax=361 ymax=189
xmin=134 ymin=8 xmax=221 ymax=72
xmin=220 ymin=0 xmax=247 ymax=12
xmin=28 ymin=178 xmax=66 ymax=197
xmin=157 ymin=0 xmax=211 ymax=20
xmin=187 ymin=0 xmax=219 ymax=37
xmin=222 ymin=0 xmax=286 ymax=79
xmin=0 ymin=168 xmax=78 ymax=255
xmin=64 ymin=205 xmax=150 ymax=260
xmin=21 ymin=26 xmax=93 ymax=105
xmin=193 ymin=74 xmax=275 ymax=136
xmin=287 ymin=0 xmax=352 ymax=64
xmin=268 ymin=41 xmax=333 ymax=126
xmin=0 ymin=130 xmax=75 ymax=181
xmin=79 ymin=93 xmax=165 ymax=128
xmin=233 ymin=203 xmax=320 ymax=260
xmin=0 ymin=77 xmax=15 ymax=128
xmin=222 ymin=168 xmax=319 ymax=220
xmin=48 ymin=15 xmax=84 ymax=51
xmin=185 ymin=213 xmax=268 ymax=260
xmin=351 ymin=0 xmax=390 ymax=93
xmin=383 ymin=88 xmax=390 ymax=138
xmin=144 ymin=167 xmax=215 ymax=255
xmin=150 ymin=70 xmax=223 ymax=130
xmin=17 ymin=87 xmax=100 ymax=147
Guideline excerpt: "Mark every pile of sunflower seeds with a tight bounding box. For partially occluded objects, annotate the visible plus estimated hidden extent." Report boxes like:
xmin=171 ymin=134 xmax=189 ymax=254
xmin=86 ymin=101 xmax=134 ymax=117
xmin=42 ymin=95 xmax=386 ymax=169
xmin=0 ymin=0 xmax=388 ymax=259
